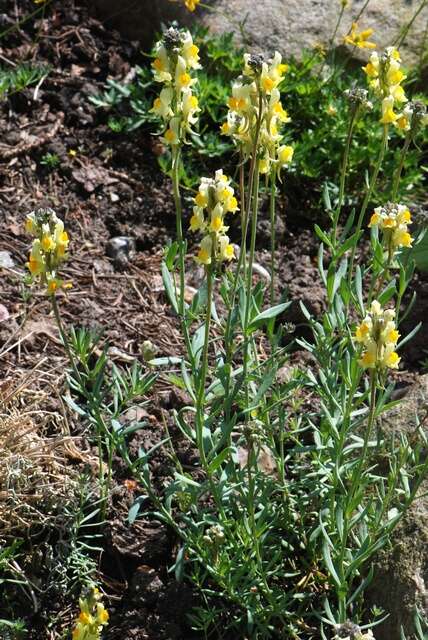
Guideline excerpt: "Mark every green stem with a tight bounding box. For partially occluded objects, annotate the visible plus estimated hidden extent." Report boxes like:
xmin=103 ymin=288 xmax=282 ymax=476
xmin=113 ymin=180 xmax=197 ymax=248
xmin=321 ymin=4 xmax=346 ymax=75
xmin=347 ymin=124 xmax=389 ymax=294
xmin=333 ymin=109 xmax=358 ymax=247
xmin=391 ymin=131 xmax=411 ymax=202
xmin=352 ymin=369 xmax=377 ymax=495
xmin=394 ymin=0 xmax=428 ymax=48
xmin=171 ymin=146 xmax=194 ymax=367
xmin=242 ymin=159 xmax=261 ymax=421
xmin=239 ymin=148 xmax=247 ymax=280
xmin=196 ymin=261 xmax=214 ymax=470
xmin=50 ymin=294 xmax=83 ymax=387
xmin=269 ymin=167 xmax=277 ymax=305
xmin=51 ymin=294 xmax=109 ymax=523
xmin=223 ymin=92 xmax=264 ymax=360
xmin=0 ymin=0 xmax=53 ymax=41
xmin=337 ymin=369 xmax=377 ymax=621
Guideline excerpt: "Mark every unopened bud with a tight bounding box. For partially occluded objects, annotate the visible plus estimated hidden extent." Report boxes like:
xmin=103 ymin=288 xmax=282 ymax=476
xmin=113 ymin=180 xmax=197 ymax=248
xmin=142 ymin=339 xmax=158 ymax=363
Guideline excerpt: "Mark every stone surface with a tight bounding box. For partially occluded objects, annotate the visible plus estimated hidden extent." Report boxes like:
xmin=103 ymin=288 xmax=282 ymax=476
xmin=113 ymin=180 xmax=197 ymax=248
xmin=88 ymin=0 xmax=428 ymax=66
xmin=367 ymin=374 xmax=428 ymax=639
xmin=202 ymin=0 xmax=428 ymax=66
xmin=0 ymin=250 xmax=14 ymax=269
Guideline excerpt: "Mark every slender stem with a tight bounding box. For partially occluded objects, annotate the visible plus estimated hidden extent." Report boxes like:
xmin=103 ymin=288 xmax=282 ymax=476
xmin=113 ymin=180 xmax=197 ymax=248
xmin=333 ymin=109 xmax=358 ymax=246
xmin=394 ymin=0 xmax=428 ymax=48
xmin=239 ymin=148 xmax=247 ymax=279
xmin=171 ymin=146 xmax=194 ymax=367
xmin=352 ymin=370 xmax=377 ymax=489
xmin=196 ymin=262 xmax=214 ymax=470
xmin=347 ymin=124 xmax=389 ymax=293
xmin=320 ymin=4 xmax=345 ymax=76
xmin=337 ymin=369 xmax=377 ymax=620
xmin=50 ymin=294 xmax=83 ymax=387
xmin=391 ymin=132 xmax=411 ymax=202
xmin=269 ymin=167 xmax=277 ymax=305
xmin=245 ymin=438 xmax=271 ymax=595
xmin=51 ymin=294 xmax=109 ymax=523
xmin=0 ymin=0 xmax=53 ymax=41
xmin=242 ymin=159 xmax=261 ymax=420
xmin=223 ymin=92 xmax=264 ymax=359
xmin=351 ymin=0 xmax=371 ymax=27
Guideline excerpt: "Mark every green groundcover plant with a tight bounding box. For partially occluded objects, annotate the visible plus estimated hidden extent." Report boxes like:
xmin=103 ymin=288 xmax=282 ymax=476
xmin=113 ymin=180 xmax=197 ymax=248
xmin=22 ymin=11 xmax=428 ymax=640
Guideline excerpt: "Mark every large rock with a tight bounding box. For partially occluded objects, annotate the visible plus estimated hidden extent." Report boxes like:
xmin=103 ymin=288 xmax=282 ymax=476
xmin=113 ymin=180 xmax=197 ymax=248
xmin=202 ymin=0 xmax=428 ymax=66
xmin=88 ymin=0 xmax=428 ymax=66
xmin=367 ymin=374 xmax=428 ymax=639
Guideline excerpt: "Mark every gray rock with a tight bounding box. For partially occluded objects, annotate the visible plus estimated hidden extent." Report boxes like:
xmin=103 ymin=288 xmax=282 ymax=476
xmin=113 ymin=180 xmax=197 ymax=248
xmin=106 ymin=236 xmax=136 ymax=266
xmin=88 ymin=0 xmax=428 ymax=66
xmin=0 ymin=250 xmax=14 ymax=269
xmin=202 ymin=0 xmax=428 ymax=67
xmin=367 ymin=374 xmax=428 ymax=639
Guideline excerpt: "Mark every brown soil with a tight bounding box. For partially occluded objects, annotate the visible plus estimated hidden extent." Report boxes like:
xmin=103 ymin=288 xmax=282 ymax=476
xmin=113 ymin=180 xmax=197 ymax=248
xmin=0 ymin=1 xmax=426 ymax=638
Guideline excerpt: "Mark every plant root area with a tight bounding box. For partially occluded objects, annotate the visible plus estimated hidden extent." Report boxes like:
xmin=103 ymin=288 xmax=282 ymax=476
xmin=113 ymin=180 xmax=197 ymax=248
xmin=0 ymin=1 xmax=427 ymax=638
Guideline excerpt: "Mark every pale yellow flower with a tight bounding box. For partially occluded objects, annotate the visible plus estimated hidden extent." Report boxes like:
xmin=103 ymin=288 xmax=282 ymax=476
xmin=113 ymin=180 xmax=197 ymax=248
xmin=344 ymin=23 xmax=376 ymax=49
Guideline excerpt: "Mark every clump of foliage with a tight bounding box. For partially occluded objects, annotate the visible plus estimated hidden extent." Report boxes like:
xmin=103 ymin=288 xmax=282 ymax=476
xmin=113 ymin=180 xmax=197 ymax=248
xmin=90 ymin=26 xmax=426 ymax=208
xmin=0 ymin=63 xmax=50 ymax=100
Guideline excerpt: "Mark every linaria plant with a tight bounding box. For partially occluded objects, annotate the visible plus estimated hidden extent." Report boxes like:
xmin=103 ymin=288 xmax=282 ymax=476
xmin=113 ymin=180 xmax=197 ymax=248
xmin=119 ymin=35 xmax=428 ymax=639
xmin=24 ymin=24 xmax=428 ymax=640
xmin=71 ymin=586 xmax=109 ymax=640
xmin=24 ymin=208 xmax=156 ymax=522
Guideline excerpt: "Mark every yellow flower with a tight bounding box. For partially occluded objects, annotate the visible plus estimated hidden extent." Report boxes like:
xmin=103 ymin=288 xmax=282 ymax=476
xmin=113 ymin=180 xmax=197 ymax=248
xmin=273 ymin=101 xmax=290 ymax=122
xmin=326 ymin=104 xmax=337 ymax=116
xmin=383 ymin=349 xmax=400 ymax=369
xmin=192 ymin=171 xmax=237 ymax=266
xmin=25 ymin=209 xmax=70 ymax=294
xmin=262 ymin=76 xmax=275 ymax=93
xmin=68 ymin=149 xmax=77 ymax=157
xmin=195 ymin=192 xmax=208 ymax=208
xmin=369 ymin=203 xmax=413 ymax=250
xmin=25 ymin=214 xmax=37 ymax=235
xmin=386 ymin=328 xmax=399 ymax=343
xmin=177 ymin=72 xmax=191 ymax=90
xmin=41 ymin=234 xmax=55 ymax=252
xmin=184 ymin=0 xmax=200 ymax=10
xmin=393 ymin=227 xmax=412 ymax=248
xmin=355 ymin=321 xmax=371 ymax=342
xmin=196 ymin=236 xmax=213 ymax=265
xmin=190 ymin=208 xmax=205 ymax=232
xmin=78 ymin=612 xmax=92 ymax=625
xmin=380 ymin=97 xmax=398 ymax=124
xmin=362 ymin=60 xmax=378 ymax=79
xmin=209 ymin=213 xmax=225 ymax=233
xmin=396 ymin=113 xmax=410 ymax=131
xmin=368 ymin=212 xmax=380 ymax=227
xmin=344 ymin=23 xmax=376 ymax=49
xmin=164 ymin=128 xmax=178 ymax=145
xmin=359 ymin=348 xmax=377 ymax=368
xmin=47 ymin=278 xmax=59 ymax=295
xmin=356 ymin=302 xmax=401 ymax=370
xmin=97 ymin=604 xmax=109 ymax=625
xmin=278 ymin=145 xmax=294 ymax=166
xmin=219 ymin=236 xmax=234 ymax=261
xmin=153 ymin=58 xmax=164 ymax=71
xmin=226 ymin=196 xmax=238 ymax=213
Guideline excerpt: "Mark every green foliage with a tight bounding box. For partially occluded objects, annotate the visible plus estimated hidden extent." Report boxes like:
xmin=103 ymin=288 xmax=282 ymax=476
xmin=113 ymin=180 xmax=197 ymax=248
xmin=0 ymin=619 xmax=28 ymax=639
xmin=89 ymin=28 xmax=426 ymax=202
xmin=0 ymin=63 xmax=50 ymax=100
xmin=40 ymin=152 xmax=60 ymax=170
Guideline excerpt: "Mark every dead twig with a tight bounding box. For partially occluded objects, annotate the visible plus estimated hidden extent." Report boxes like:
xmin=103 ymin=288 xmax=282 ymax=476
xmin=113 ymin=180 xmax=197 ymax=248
xmin=0 ymin=112 xmax=64 ymax=161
